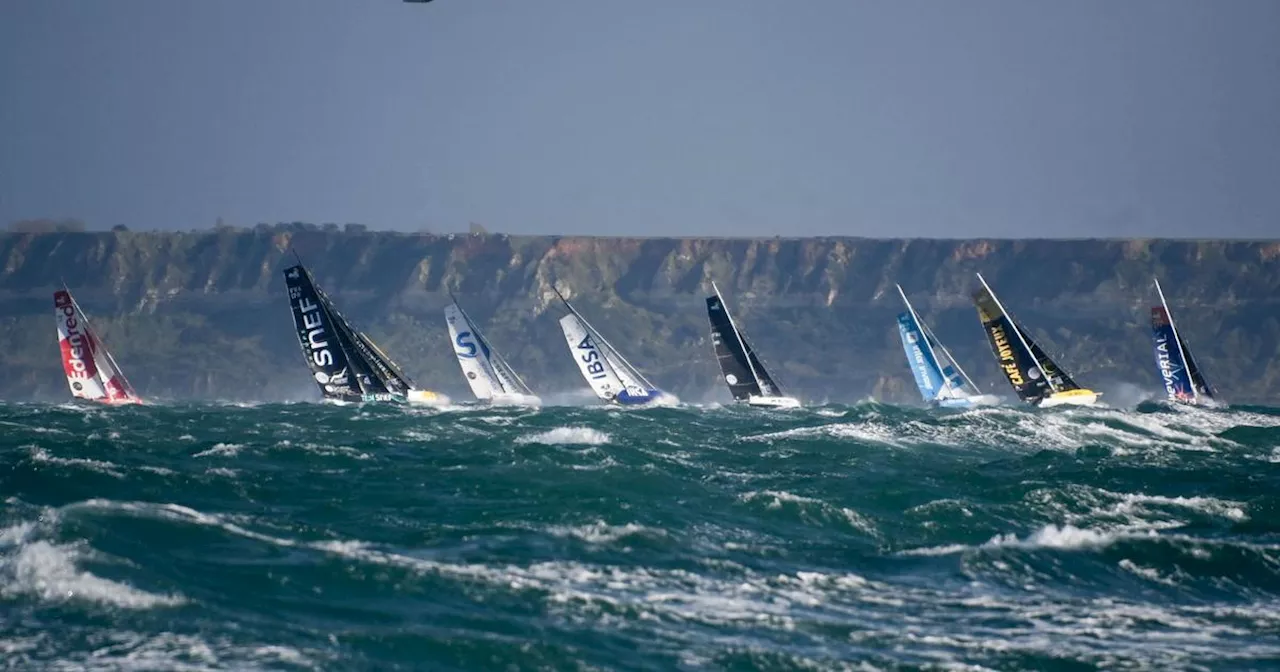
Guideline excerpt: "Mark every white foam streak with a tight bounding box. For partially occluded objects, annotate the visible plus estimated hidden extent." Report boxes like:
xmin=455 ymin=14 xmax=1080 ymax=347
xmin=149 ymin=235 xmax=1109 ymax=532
xmin=516 ymin=427 xmax=612 ymax=446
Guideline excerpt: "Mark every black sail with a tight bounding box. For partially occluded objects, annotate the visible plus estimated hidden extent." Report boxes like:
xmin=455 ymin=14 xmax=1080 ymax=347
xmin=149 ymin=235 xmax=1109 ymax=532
xmin=745 ymin=341 xmax=782 ymax=397
xmin=706 ymin=294 xmax=762 ymax=400
xmin=972 ymin=286 xmax=1052 ymax=404
xmin=1181 ymin=341 xmax=1216 ymax=400
xmin=310 ymin=282 xmax=398 ymax=396
xmin=1022 ymin=327 xmax=1080 ymax=392
xmin=283 ymin=265 xmax=362 ymax=402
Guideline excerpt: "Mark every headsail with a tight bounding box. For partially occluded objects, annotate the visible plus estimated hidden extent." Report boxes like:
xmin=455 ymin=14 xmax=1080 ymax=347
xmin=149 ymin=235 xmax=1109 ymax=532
xmin=705 ymin=283 xmax=785 ymax=401
xmin=53 ymin=289 xmax=141 ymax=404
xmin=972 ymin=274 xmax=1080 ymax=405
xmin=1151 ymin=278 xmax=1215 ymax=403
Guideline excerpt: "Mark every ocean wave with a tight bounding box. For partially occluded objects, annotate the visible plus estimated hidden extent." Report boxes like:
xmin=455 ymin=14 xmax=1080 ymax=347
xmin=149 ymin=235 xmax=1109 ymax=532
xmin=1 ymin=400 xmax=1278 ymax=669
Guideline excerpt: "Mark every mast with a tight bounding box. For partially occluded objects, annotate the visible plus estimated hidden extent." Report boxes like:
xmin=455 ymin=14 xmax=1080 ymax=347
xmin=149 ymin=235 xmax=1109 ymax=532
xmin=896 ymin=284 xmax=958 ymax=399
xmin=713 ymin=281 xmax=767 ymax=395
xmin=552 ymin=286 xmax=655 ymax=390
xmin=1154 ymin=277 xmax=1198 ymax=402
xmin=67 ymin=289 xmax=138 ymax=397
xmin=975 ymin=273 xmax=1058 ymax=393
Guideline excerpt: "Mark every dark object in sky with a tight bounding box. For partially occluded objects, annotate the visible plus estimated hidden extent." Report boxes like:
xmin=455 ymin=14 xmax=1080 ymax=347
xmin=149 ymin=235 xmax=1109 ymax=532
xmin=403 ymin=1 xmax=434 ymax=3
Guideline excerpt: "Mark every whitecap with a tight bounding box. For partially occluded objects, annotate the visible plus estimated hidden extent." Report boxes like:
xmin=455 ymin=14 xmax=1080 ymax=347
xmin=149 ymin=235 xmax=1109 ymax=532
xmin=516 ymin=427 xmax=611 ymax=446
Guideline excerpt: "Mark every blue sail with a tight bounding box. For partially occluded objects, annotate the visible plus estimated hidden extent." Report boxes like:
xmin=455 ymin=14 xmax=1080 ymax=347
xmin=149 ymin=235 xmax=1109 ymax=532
xmin=1151 ymin=306 xmax=1195 ymax=402
xmin=897 ymin=312 xmax=947 ymax=401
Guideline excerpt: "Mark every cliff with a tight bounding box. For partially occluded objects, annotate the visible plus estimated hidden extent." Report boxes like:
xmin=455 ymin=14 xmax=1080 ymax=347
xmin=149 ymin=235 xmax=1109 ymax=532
xmin=3 ymin=227 xmax=1279 ymax=404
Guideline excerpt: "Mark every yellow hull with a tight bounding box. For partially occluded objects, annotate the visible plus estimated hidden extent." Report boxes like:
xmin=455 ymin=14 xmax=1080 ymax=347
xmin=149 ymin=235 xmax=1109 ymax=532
xmin=406 ymin=389 xmax=450 ymax=406
xmin=1037 ymin=389 xmax=1100 ymax=408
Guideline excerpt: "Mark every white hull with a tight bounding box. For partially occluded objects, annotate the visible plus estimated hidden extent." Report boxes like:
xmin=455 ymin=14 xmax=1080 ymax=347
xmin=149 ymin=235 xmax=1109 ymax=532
xmin=487 ymin=393 xmax=542 ymax=407
xmin=1037 ymin=390 xmax=1099 ymax=408
xmin=937 ymin=394 xmax=1001 ymax=408
xmin=746 ymin=395 xmax=802 ymax=409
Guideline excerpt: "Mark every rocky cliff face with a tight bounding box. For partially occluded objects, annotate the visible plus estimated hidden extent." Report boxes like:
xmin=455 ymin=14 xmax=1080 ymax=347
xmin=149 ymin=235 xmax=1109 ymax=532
xmin=3 ymin=227 xmax=1279 ymax=404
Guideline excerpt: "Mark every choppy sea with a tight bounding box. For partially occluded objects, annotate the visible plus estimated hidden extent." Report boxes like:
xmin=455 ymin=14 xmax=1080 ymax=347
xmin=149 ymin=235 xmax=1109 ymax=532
xmin=2 ymin=400 xmax=1279 ymax=671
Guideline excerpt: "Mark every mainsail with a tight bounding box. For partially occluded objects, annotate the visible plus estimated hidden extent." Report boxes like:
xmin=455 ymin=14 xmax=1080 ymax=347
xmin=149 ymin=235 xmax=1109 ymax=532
xmin=554 ymin=289 xmax=661 ymax=405
xmin=53 ymin=289 xmax=141 ymax=404
xmin=1151 ymin=278 xmax=1215 ymax=403
xmin=705 ymin=282 xmax=785 ymax=401
xmin=895 ymin=285 xmax=985 ymax=405
xmin=445 ymin=298 xmax=534 ymax=401
xmin=972 ymin=273 xmax=1080 ymax=405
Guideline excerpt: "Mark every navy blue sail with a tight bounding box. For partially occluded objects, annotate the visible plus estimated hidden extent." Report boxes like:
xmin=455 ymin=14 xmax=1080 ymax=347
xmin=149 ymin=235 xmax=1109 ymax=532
xmin=283 ymin=265 xmax=362 ymax=402
xmin=1151 ymin=279 xmax=1215 ymax=404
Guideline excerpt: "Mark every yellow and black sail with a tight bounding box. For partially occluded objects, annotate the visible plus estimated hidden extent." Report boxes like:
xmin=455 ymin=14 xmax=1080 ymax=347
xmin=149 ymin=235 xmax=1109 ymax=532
xmin=972 ymin=281 xmax=1080 ymax=405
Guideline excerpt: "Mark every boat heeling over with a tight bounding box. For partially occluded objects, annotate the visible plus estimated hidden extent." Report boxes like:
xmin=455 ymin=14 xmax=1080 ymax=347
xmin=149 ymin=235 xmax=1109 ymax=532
xmin=1150 ymin=278 xmax=1217 ymax=406
xmin=895 ymin=284 xmax=998 ymax=409
xmin=705 ymin=281 xmax=801 ymax=409
xmin=444 ymin=296 xmax=541 ymax=406
xmin=53 ymin=288 xmax=143 ymax=405
xmin=971 ymin=273 xmax=1098 ymax=408
xmin=554 ymin=287 xmax=666 ymax=406
xmin=282 ymin=262 xmax=447 ymax=405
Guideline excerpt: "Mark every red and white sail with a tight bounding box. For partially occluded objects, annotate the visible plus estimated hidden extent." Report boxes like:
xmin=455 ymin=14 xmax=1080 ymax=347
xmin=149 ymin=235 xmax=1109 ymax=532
xmin=54 ymin=290 xmax=141 ymax=404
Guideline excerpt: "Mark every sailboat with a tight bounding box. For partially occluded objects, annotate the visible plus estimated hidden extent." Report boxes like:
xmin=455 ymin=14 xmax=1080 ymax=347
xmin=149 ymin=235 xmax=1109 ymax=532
xmin=53 ymin=288 xmax=143 ymax=405
xmin=705 ymin=282 xmax=801 ymax=408
xmin=895 ymin=285 xmax=999 ymax=408
xmin=444 ymin=295 xmax=541 ymax=406
xmin=1150 ymin=278 xmax=1217 ymax=405
xmin=971 ymin=273 xmax=1099 ymax=408
xmin=553 ymin=288 xmax=666 ymax=406
xmin=282 ymin=263 xmax=446 ymax=405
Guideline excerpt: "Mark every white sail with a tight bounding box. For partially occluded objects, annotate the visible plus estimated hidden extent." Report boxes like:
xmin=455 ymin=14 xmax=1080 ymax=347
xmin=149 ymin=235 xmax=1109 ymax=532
xmin=445 ymin=303 xmax=502 ymax=400
xmin=559 ymin=313 xmax=629 ymax=401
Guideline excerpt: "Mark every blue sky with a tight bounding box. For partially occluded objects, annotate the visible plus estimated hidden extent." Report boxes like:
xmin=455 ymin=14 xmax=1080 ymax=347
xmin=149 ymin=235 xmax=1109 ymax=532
xmin=1 ymin=0 xmax=1277 ymax=237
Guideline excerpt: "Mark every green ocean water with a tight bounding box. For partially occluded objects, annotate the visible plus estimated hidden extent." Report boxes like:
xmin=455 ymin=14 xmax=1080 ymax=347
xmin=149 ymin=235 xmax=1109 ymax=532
xmin=2 ymin=400 xmax=1279 ymax=671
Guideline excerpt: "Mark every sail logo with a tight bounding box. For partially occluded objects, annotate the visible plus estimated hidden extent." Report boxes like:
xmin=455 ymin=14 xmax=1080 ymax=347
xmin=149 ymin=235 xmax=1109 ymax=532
xmin=909 ymin=343 xmax=934 ymax=387
xmin=297 ymin=296 xmax=336 ymax=367
xmin=1154 ymin=334 xmax=1182 ymax=398
xmin=56 ymin=294 xmax=98 ymax=380
xmin=455 ymin=331 xmax=479 ymax=358
xmin=990 ymin=324 xmax=1025 ymax=386
xmin=576 ymin=335 xmax=608 ymax=379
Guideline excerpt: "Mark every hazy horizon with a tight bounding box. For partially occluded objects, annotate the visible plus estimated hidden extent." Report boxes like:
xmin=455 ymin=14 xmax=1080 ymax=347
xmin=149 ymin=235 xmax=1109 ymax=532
xmin=2 ymin=1 xmax=1277 ymax=238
